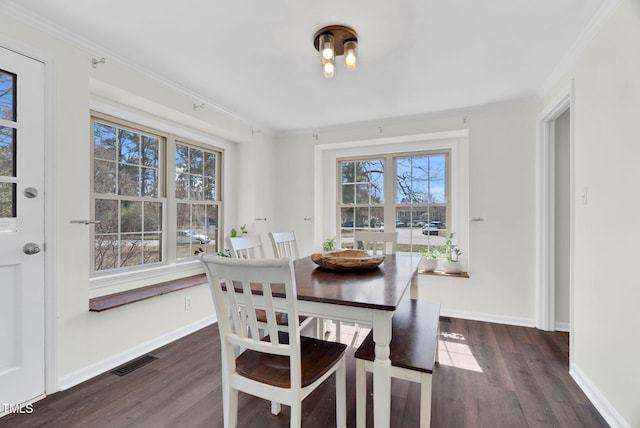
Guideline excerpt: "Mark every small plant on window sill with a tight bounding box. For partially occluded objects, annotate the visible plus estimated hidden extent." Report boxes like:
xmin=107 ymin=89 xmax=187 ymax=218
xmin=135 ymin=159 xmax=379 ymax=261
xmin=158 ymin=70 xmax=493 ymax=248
xmin=419 ymin=248 xmax=440 ymax=272
xmin=323 ymin=236 xmax=337 ymax=252
xmin=443 ymin=233 xmax=463 ymax=273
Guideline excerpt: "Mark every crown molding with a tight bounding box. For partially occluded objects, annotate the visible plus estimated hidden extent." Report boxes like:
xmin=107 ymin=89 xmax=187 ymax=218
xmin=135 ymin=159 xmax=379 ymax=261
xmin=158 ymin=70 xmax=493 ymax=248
xmin=537 ymin=0 xmax=624 ymax=99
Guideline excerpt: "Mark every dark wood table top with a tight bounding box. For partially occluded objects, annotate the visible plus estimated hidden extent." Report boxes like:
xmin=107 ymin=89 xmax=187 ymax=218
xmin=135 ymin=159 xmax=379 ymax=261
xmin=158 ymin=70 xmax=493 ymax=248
xmin=292 ymin=254 xmax=421 ymax=311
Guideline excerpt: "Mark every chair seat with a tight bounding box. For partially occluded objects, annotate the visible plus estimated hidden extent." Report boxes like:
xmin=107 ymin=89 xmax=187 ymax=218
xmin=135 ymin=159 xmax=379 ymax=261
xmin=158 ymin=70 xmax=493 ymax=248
xmin=236 ymin=331 xmax=347 ymax=388
xmin=255 ymin=309 xmax=309 ymax=327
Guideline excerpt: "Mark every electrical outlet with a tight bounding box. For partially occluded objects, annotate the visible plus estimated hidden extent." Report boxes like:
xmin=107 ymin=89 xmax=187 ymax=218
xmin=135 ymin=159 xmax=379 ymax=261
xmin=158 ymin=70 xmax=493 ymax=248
xmin=185 ymin=296 xmax=192 ymax=311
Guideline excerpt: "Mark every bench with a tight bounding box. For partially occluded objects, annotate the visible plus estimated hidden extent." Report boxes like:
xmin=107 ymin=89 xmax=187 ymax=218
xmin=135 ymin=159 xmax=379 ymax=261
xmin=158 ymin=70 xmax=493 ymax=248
xmin=354 ymin=298 xmax=441 ymax=428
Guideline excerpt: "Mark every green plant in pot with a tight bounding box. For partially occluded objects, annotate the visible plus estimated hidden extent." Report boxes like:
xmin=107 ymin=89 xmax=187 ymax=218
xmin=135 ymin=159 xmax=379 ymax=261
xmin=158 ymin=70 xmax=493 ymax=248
xmin=443 ymin=232 xmax=462 ymax=273
xmin=419 ymin=248 xmax=440 ymax=272
xmin=322 ymin=236 xmax=337 ymax=252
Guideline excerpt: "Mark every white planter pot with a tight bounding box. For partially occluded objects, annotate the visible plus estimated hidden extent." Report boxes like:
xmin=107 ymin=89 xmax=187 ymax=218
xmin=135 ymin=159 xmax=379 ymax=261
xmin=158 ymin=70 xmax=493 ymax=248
xmin=420 ymin=258 xmax=438 ymax=272
xmin=443 ymin=261 xmax=462 ymax=274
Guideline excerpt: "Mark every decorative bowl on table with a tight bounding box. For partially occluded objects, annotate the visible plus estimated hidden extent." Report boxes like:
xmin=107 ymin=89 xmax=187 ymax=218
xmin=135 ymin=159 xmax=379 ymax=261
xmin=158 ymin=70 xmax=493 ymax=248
xmin=310 ymin=249 xmax=384 ymax=271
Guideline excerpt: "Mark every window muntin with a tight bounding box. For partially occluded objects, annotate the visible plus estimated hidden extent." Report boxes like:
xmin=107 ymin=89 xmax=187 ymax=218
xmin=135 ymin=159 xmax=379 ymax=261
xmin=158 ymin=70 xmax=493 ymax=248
xmin=338 ymin=151 xmax=450 ymax=254
xmin=91 ymin=114 xmax=222 ymax=276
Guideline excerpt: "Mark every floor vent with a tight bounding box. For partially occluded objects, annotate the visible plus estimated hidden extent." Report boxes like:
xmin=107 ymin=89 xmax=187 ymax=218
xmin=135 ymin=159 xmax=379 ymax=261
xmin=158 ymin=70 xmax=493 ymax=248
xmin=440 ymin=316 xmax=452 ymax=323
xmin=110 ymin=355 xmax=158 ymax=376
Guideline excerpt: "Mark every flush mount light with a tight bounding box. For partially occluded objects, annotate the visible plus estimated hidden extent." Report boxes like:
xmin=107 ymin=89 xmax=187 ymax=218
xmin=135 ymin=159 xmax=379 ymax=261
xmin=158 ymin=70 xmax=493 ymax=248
xmin=313 ymin=25 xmax=358 ymax=78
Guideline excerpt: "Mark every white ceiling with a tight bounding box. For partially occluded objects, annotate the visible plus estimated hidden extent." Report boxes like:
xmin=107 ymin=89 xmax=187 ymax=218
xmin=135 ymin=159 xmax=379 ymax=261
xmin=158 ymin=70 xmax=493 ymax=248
xmin=10 ymin=0 xmax=606 ymax=134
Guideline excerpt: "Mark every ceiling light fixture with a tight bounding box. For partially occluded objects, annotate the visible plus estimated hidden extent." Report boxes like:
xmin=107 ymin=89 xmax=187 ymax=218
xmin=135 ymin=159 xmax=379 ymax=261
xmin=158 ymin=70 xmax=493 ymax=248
xmin=313 ymin=25 xmax=358 ymax=78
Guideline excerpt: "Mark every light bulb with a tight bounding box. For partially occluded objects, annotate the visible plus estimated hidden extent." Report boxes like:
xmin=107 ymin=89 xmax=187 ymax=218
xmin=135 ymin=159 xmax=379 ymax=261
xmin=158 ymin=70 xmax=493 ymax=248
xmin=322 ymin=61 xmax=335 ymax=78
xmin=319 ymin=33 xmax=335 ymax=64
xmin=344 ymin=40 xmax=358 ymax=71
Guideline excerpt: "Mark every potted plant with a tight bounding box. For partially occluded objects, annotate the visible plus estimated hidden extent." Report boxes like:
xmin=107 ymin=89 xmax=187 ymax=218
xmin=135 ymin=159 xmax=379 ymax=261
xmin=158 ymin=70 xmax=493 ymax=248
xmin=443 ymin=232 xmax=462 ymax=273
xmin=419 ymin=248 xmax=440 ymax=272
xmin=323 ymin=236 xmax=337 ymax=251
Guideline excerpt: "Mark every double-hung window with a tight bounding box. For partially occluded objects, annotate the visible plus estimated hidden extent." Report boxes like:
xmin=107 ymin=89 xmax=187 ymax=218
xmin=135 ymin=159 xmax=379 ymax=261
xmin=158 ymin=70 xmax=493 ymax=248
xmin=338 ymin=150 xmax=450 ymax=253
xmin=91 ymin=113 xmax=222 ymax=276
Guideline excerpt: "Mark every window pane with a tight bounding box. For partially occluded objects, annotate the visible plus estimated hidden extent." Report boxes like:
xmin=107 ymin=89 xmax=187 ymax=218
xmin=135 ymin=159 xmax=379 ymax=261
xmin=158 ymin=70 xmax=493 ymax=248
xmin=176 ymin=144 xmax=189 ymax=172
xmin=94 ymin=123 xmax=117 ymax=161
xmin=0 ymin=182 xmax=16 ymax=218
xmin=342 ymin=183 xmax=355 ymax=204
xmin=0 ymin=70 xmax=16 ymax=122
xmin=141 ymin=136 xmax=159 ymax=168
xmin=0 ymin=126 xmax=16 ymax=177
xmin=142 ymin=233 xmax=162 ymax=264
xmin=121 ymin=200 xmax=142 ymax=233
xmin=94 ymin=235 xmax=117 ymax=271
xmin=204 ymin=152 xmax=216 ymax=177
xmin=355 ymin=183 xmax=371 ymax=204
xmin=341 ymin=161 xmax=353 ymax=183
xmin=118 ymin=164 xmax=140 ymax=196
xmin=189 ymin=148 xmax=203 ymax=174
xmin=94 ymin=160 xmax=116 ymax=194
xmin=190 ymin=175 xmax=203 ymax=200
xmin=141 ymin=167 xmax=158 ymax=197
xmin=119 ymin=130 xmax=140 ymax=164
xmin=120 ymin=234 xmax=143 ymax=267
xmin=144 ymin=201 xmax=162 ymax=232
xmin=204 ymin=177 xmax=216 ymax=201
xmin=95 ymin=199 xmax=118 ymax=233
xmin=175 ymin=173 xmax=189 ymax=199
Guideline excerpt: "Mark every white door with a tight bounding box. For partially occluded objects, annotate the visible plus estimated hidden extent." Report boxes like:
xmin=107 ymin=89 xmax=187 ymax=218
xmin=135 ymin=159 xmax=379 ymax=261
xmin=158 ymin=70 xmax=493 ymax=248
xmin=0 ymin=46 xmax=46 ymax=411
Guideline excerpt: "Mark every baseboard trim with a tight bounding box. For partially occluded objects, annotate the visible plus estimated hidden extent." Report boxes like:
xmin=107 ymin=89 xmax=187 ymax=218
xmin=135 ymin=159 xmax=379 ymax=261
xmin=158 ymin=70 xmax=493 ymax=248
xmin=570 ymin=363 xmax=630 ymax=428
xmin=440 ymin=308 xmax=536 ymax=328
xmin=58 ymin=315 xmax=216 ymax=391
xmin=554 ymin=321 xmax=570 ymax=332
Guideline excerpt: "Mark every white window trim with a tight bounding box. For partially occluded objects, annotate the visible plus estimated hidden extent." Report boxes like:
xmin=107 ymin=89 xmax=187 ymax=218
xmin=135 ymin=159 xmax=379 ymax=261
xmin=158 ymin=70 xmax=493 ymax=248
xmin=314 ymin=130 xmax=469 ymax=266
xmin=88 ymin=95 xmax=233 ymax=292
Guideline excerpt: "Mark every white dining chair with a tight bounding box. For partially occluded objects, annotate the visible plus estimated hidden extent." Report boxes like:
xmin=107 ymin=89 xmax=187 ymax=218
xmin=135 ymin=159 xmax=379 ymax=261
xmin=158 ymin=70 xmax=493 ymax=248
xmin=200 ymin=256 xmax=347 ymax=428
xmin=353 ymin=230 xmax=398 ymax=255
xmin=225 ymin=235 xmax=265 ymax=259
xmin=227 ymin=233 xmax=316 ymax=342
xmin=269 ymin=231 xmax=323 ymax=338
xmin=268 ymin=231 xmax=300 ymax=260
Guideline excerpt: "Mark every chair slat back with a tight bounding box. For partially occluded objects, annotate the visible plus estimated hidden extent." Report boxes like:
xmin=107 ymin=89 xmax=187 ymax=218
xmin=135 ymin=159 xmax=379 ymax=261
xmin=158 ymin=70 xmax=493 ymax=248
xmin=354 ymin=231 xmax=398 ymax=255
xmin=268 ymin=231 xmax=300 ymax=260
xmin=226 ymin=235 xmax=265 ymax=259
xmin=200 ymin=256 xmax=303 ymax=384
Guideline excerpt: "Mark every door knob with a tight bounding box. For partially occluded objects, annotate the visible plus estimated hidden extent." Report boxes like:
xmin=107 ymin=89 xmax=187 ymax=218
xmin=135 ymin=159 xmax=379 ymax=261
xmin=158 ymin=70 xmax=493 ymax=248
xmin=23 ymin=243 xmax=41 ymax=255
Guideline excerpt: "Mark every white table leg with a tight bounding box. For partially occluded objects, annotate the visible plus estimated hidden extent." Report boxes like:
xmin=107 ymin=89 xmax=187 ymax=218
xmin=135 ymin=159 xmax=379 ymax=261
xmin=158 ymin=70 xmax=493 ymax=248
xmin=372 ymin=310 xmax=393 ymax=428
xmin=410 ymin=270 xmax=419 ymax=300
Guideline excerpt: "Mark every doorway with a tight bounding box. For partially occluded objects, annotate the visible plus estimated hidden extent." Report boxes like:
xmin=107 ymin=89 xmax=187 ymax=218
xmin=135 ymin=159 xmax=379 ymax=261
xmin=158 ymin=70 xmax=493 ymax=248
xmin=535 ymin=84 xmax=574 ymax=340
xmin=0 ymin=46 xmax=46 ymax=413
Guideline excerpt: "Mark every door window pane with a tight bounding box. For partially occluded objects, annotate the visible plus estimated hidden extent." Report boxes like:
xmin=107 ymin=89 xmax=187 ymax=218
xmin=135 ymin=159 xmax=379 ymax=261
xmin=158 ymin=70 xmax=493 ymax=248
xmin=0 ymin=182 xmax=16 ymax=218
xmin=0 ymin=126 xmax=16 ymax=177
xmin=0 ymin=70 xmax=16 ymax=122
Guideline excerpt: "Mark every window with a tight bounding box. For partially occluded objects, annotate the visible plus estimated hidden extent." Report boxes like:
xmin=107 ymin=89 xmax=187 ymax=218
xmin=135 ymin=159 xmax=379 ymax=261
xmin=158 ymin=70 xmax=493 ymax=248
xmin=91 ymin=113 xmax=222 ymax=276
xmin=338 ymin=150 xmax=450 ymax=254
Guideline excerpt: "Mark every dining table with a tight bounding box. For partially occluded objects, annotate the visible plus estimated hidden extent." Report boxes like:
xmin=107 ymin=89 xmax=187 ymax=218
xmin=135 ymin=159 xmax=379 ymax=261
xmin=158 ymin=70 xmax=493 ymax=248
xmin=291 ymin=253 xmax=422 ymax=428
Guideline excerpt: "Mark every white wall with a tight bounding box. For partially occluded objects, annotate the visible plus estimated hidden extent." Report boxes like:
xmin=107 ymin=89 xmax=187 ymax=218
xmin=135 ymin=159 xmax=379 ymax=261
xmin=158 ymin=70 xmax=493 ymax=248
xmin=538 ymin=1 xmax=640 ymax=426
xmin=0 ymin=8 xmax=270 ymax=388
xmin=276 ymin=99 xmax=538 ymax=325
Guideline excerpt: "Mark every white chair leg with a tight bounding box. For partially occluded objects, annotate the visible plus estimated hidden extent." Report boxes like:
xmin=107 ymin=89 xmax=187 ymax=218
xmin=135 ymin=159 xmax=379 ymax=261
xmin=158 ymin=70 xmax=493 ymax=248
xmin=336 ymin=358 xmax=347 ymax=428
xmin=290 ymin=403 xmax=302 ymax=428
xmin=420 ymin=374 xmax=433 ymax=428
xmin=270 ymin=401 xmax=281 ymax=415
xmin=224 ymin=384 xmax=238 ymax=428
xmin=355 ymin=359 xmax=366 ymax=428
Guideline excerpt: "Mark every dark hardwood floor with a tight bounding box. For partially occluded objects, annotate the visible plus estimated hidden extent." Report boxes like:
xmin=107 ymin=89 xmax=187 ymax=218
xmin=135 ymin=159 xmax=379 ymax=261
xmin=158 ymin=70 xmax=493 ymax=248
xmin=1 ymin=318 xmax=608 ymax=428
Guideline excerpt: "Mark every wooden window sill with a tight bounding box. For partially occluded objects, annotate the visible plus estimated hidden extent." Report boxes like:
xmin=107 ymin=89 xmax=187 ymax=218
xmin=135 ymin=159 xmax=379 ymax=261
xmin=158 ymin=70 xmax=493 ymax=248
xmin=419 ymin=270 xmax=469 ymax=278
xmin=89 ymin=274 xmax=207 ymax=312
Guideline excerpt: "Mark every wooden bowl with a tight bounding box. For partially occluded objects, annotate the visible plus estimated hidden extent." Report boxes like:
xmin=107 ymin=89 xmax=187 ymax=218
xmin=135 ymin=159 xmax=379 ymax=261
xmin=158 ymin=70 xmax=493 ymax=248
xmin=310 ymin=250 xmax=384 ymax=271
